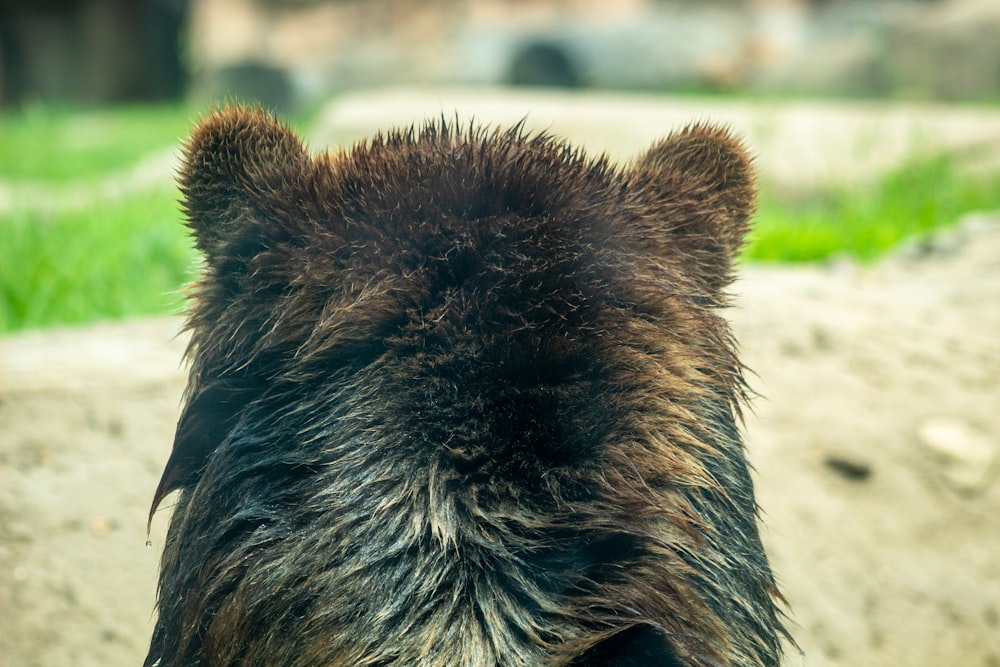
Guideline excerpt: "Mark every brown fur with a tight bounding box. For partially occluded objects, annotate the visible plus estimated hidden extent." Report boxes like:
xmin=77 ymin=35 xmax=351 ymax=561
xmin=146 ymin=106 xmax=788 ymax=666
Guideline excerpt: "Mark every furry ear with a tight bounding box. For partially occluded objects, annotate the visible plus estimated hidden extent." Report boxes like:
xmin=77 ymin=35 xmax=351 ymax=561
xmin=179 ymin=105 xmax=311 ymax=268
xmin=632 ymin=123 xmax=755 ymax=293
xmin=146 ymin=107 xmax=311 ymax=528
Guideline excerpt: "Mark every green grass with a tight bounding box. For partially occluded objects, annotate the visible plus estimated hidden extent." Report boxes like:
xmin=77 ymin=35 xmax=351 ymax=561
xmin=0 ymin=189 xmax=197 ymax=332
xmin=748 ymin=154 xmax=1000 ymax=261
xmin=0 ymin=104 xmax=198 ymax=181
xmin=1 ymin=104 xmax=999 ymax=334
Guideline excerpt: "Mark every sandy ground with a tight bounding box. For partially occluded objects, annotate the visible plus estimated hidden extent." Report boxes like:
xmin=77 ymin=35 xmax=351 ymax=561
xmin=1 ymin=90 xmax=999 ymax=666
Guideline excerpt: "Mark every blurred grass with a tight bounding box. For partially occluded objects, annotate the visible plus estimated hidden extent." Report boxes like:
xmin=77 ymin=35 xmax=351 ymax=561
xmin=2 ymin=103 xmax=1000 ymax=334
xmin=0 ymin=104 xmax=196 ymax=181
xmin=0 ymin=189 xmax=196 ymax=332
xmin=748 ymin=155 xmax=1000 ymax=262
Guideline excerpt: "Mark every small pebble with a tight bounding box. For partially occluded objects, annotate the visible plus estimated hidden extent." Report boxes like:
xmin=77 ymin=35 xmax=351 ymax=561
xmin=824 ymin=455 xmax=873 ymax=482
xmin=90 ymin=517 xmax=116 ymax=536
xmin=918 ymin=418 xmax=997 ymax=494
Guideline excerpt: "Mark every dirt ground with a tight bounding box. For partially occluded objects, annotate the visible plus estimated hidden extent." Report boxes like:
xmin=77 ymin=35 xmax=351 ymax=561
xmin=1 ymin=90 xmax=999 ymax=666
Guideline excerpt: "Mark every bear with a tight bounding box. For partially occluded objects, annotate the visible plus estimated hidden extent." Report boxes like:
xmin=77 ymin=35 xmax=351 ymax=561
xmin=145 ymin=105 xmax=789 ymax=667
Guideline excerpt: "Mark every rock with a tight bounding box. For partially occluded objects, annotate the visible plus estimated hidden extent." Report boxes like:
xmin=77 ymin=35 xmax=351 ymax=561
xmin=888 ymin=0 xmax=1000 ymax=101
xmin=824 ymin=454 xmax=873 ymax=482
xmin=918 ymin=418 xmax=997 ymax=494
xmin=196 ymin=61 xmax=297 ymax=116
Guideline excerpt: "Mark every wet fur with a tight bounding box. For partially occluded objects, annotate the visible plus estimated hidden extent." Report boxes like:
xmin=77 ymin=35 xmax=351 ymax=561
xmin=146 ymin=106 xmax=787 ymax=666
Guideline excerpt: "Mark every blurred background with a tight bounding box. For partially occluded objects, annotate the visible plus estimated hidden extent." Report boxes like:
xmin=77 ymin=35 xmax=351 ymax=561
xmin=2 ymin=0 xmax=1000 ymax=333
xmin=3 ymin=0 xmax=1000 ymax=110
xmin=1 ymin=2 xmax=999 ymax=667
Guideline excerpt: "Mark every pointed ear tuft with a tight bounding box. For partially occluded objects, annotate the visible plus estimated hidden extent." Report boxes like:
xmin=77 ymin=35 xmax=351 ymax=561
xmin=179 ymin=105 xmax=310 ymax=266
xmin=633 ymin=123 xmax=756 ymax=293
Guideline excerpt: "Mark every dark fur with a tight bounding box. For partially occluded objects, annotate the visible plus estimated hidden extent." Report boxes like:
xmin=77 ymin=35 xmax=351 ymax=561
xmin=146 ymin=106 xmax=787 ymax=666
